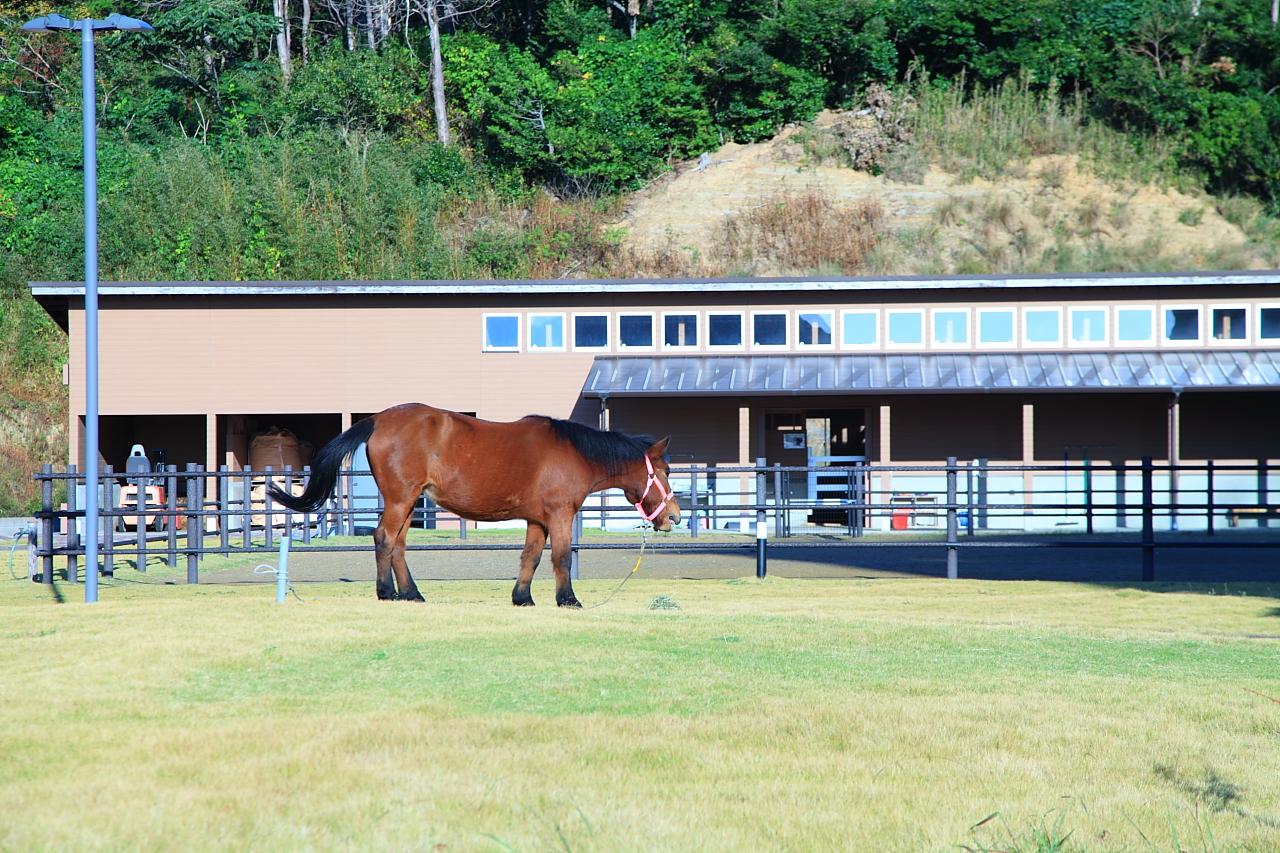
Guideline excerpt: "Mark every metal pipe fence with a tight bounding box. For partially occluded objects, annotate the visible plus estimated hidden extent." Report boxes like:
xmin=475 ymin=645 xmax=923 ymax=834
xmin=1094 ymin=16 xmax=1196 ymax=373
xmin=29 ymin=457 xmax=1280 ymax=589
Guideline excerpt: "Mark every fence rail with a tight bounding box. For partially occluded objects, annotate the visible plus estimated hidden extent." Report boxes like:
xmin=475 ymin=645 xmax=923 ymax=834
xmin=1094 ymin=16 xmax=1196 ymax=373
xmin=27 ymin=456 xmax=1280 ymax=590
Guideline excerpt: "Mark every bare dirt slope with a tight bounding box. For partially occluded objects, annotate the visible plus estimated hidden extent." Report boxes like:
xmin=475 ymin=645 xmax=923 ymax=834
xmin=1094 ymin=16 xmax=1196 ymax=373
xmin=613 ymin=111 xmax=1255 ymax=276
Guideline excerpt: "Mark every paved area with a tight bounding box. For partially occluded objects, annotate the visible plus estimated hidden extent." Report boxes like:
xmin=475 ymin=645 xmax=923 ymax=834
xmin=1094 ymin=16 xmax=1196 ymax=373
xmin=196 ymin=531 xmax=1280 ymax=586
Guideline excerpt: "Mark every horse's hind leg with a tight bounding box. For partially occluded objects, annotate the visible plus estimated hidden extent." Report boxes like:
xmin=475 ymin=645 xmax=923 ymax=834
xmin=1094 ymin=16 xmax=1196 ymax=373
xmin=374 ymin=496 xmax=423 ymax=602
xmin=512 ymin=522 xmax=546 ymax=606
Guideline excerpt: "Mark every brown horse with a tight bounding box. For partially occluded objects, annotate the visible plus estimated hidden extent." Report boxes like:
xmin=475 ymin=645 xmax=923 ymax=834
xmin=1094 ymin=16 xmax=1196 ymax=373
xmin=267 ymin=403 xmax=680 ymax=606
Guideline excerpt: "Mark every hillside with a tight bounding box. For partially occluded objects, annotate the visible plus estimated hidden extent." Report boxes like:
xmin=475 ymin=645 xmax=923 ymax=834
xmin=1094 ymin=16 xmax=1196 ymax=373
xmin=610 ymin=108 xmax=1275 ymax=278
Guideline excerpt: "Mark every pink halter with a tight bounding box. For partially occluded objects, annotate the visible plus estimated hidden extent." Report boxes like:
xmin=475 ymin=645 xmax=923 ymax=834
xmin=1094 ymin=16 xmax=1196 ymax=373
xmin=634 ymin=455 xmax=673 ymax=522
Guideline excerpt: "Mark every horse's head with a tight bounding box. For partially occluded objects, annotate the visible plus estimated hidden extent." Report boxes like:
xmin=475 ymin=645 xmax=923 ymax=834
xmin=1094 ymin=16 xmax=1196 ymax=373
xmin=627 ymin=437 xmax=681 ymax=531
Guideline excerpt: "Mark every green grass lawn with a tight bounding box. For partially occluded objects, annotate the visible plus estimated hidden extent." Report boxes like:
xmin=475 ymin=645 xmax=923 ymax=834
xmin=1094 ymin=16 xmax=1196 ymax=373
xmin=2 ymin=576 xmax=1278 ymax=851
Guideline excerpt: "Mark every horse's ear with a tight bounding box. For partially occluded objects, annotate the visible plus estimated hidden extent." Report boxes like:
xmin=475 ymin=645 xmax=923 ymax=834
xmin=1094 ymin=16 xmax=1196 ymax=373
xmin=648 ymin=437 xmax=671 ymax=459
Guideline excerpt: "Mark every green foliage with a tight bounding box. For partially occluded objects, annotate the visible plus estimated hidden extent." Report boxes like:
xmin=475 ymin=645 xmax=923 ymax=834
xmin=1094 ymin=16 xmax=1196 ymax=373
xmin=287 ymin=44 xmax=432 ymax=137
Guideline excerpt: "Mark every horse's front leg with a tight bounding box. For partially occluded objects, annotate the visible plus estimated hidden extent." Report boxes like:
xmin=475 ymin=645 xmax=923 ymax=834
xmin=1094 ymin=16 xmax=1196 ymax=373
xmin=512 ymin=521 xmax=546 ymax=606
xmin=549 ymin=513 xmax=581 ymax=608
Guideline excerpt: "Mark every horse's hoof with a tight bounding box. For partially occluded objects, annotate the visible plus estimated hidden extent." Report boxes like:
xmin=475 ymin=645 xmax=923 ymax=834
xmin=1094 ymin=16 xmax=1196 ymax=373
xmin=557 ymin=597 xmax=583 ymax=609
xmin=513 ymin=599 xmax=535 ymax=607
xmin=512 ymin=586 xmax=535 ymax=607
xmin=399 ymin=593 xmax=426 ymax=603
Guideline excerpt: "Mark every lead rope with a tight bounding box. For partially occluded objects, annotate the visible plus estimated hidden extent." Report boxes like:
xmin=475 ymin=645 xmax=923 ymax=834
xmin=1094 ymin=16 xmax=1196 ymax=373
xmin=584 ymin=523 xmax=648 ymax=610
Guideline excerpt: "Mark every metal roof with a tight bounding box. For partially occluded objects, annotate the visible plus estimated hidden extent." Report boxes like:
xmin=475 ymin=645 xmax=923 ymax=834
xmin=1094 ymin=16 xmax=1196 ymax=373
xmin=28 ymin=269 xmax=1280 ymax=298
xmin=583 ymin=351 xmax=1280 ymax=396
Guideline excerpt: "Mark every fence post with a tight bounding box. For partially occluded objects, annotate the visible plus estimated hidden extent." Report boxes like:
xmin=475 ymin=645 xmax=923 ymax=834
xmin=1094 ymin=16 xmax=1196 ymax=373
xmin=101 ymin=464 xmax=114 ymax=576
xmin=135 ymin=466 xmax=147 ymax=572
xmin=1114 ymin=461 xmax=1128 ymax=529
xmin=300 ymin=466 xmax=312 ymax=545
xmin=263 ymin=466 xmax=275 ymax=550
xmin=977 ymin=457 xmax=989 ymax=530
xmin=946 ymin=456 xmax=958 ymax=580
xmin=755 ymin=457 xmax=767 ymax=579
xmin=689 ymin=465 xmax=699 ymax=538
xmin=1084 ymin=457 xmax=1094 ymax=535
xmin=40 ymin=464 xmax=53 ymax=587
xmin=1141 ymin=456 xmax=1155 ymax=582
xmin=185 ymin=463 xmax=202 ymax=584
xmin=65 ymin=463 xmax=79 ymax=583
xmin=241 ymin=466 xmax=253 ymax=549
xmin=1259 ymin=459 xmax=1270 ymax=529
xmin=965 ymin=460 xmax=975 ymax=538
xmin=1206 ymin=460 xmax=1215 ymax=536
xmin=219 ymin=465 xmax=231 ymax=551
xmin=284 ymin=465 xmax=295 ymax=544
xmin=774 ymin=463 xmax=785 ymax=539
xmin=570 ymin=510 xmax=581 ymax=580
xmin=165 ymin=464 xmax=178 ymax=567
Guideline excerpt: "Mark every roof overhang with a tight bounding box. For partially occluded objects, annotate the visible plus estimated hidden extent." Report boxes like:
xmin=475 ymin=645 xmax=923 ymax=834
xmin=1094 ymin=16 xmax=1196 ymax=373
xmin=583 ymin=351 xmax=1280 ymax=396
xmin=29 ymin=269 xmax=1280 ymax=299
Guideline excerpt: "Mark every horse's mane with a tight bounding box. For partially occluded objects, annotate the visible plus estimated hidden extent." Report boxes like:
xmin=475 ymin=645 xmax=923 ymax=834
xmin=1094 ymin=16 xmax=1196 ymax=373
xmin=537 ymin=417 xmax=654 ymax=478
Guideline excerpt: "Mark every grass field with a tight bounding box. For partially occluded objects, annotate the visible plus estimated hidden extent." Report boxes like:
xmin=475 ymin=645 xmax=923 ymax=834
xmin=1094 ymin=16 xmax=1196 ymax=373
xmin=2 ymin=576 xmax=1278 ymax=852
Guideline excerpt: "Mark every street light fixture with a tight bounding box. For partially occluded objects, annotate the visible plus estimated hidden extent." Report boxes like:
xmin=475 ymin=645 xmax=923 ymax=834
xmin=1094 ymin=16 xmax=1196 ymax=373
xmin=22 ymin=12 xmax=152 ymax=604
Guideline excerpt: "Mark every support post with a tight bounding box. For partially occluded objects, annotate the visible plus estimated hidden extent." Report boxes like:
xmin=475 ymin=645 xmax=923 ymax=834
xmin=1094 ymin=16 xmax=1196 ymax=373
xmin=1206 ymin=459 xmax=1215 ymax=536
xmin=101 ymin=463 xmax=114 ymax=575
xmin=570 ymin=511 xmax=581 ymax=580
xmin=165 ymin=464 xmax=178 ymax=567
xmin=186 ymin=463 xmax=202 ymax=584
xmin=134 ymin=467 xmax=146 ymax=572
xmin=219 ymin=465 xmax=231 ymax=551
xmin=1084 ymin=457 xmax=1094 ymax=535
xmin=689 ymin=466 xmax=699 ymax=538
xmin=965 ymin=459 xmax=976 ymax=538
xmin=65 ymin=463 xmax=79 ymax=583
xmin=276 ymin=533 xmax=290 ymax=603
xmin=946 ymin=456 xmax=958 ymax=579
xmin=1259 ymin=459 xmax=1270 ymax=529
xmin=755 ymin=457 xmax=767 ymax=579
xmin=774 ymin=463 xmax=785 ymax=539
xmin=241 ymin=466 xmax=253 ymax=548
xmin=1141 ymin=456 xmax=1155 ymax=582
xmin=40 ymin=464 xmax=54 ymax=587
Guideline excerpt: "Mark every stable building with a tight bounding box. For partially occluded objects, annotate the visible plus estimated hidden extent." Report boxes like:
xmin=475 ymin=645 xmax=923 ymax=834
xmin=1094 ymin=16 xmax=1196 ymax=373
xmin=29 ymin=271 xmax=1280 ymax=529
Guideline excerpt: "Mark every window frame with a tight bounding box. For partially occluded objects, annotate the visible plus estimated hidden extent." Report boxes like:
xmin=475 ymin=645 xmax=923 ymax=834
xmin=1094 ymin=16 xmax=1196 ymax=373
xmin=616 ymin=311 xmax=657 ymax=352
xmin=976 ymin=307 xmax=1017 ymax=350
xmin=1207 ymin=303 xmax=1249 ymax=346
xmin=885 ymin=309 xmax=925 ymax=350
xmin=795 ymin=309 xmax=836 ymax=350
xmin=750 ymin=310 xmax=791 ymax=351
xmin=931 ymin=307 xmax=972 ymax=350
xmin=839 ymin=309 xmax=880 ymax=351
xmin=1021 ymin=306 xmax=1064 ymax=349
xmin=706 ymin=311 xmax=746 ymax=351
xmin=1067 ymin=305 xmax=1110 ymax=349
xmin=1113 ymin=304 xmax=1157 ymax=348
xmin=481 ymin=312 xmax=521 ymax=353
xmin=571 ymin=312 xmax=611 ymax=352
xmin=526 ymin=312 xmax=567 ymax=353
xmin=1160 ymin=303 xmax=1203 ymax=347
xmin=661 ymin=311 xmax=701 ymax=352
xmin=1256 ymin=302 xmax=1280 ymax=346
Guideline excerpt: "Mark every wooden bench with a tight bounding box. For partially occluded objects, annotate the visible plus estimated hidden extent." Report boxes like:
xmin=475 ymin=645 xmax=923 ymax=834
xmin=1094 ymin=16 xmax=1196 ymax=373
xmin=1225 ymin=506 xmax=1280 ymax=527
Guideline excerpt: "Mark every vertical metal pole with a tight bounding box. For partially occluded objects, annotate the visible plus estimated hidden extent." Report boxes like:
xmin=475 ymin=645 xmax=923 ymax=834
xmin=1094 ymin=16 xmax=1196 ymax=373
xmin=81 ymin=21 xmax=100 ymax=603
xmin=101 ymin=463 xmax=113 ymax=575
xmin=186 ymin=463 xmax=201 ymax=584
xmin=570 ymin=511 xmax=581 ymax=580
xmin=755 ymin=457 xmax=767 ymax=578
xmin=40 ymin=464 xmax=54 ymax=588
xmin=241 ymin=466 xmax=252 ymax=549
xmin=1259 ymin=459 xmax=1270 ymax=529
xmin=300 ymin=465 xmax=312 ymax=545
xmin=1206 ymin=459 xmax=1215 ymax=536
xmin=1084 ymin=456 xmax=1094 ymax=535
xmin=945 ymin=456 xmax=958 ymax=579
xmin=689 ymin=466 xmax=699 ymax=538
xmin=65 ymin=464 xmax=79 ymax=583
xmin=264 ymin=466 xmax=274 ymax=550
xmin=219 ymin=465 xmax=231 ymax=551
xmin=134 ymin=468 xmax=146 ymax=572
xmin=165 ymin=464 xmax=178 ymax=567
xmin=977 ymin=457 xmax=989 ymax=530
xmin=284 ymin=465 xmax=294 ymax=542
xmin=1115 ymin=460 xmax=1128 ymax=529
xmin=276 ymin=533 xmax=290 ymax=603
xmin=774 ymin=463 xmax=785 ymax=539
xmin=1141 ymin=456 xmax=1155 ymax=582
xmin=965 ymin=460 xmax=975 ymax=538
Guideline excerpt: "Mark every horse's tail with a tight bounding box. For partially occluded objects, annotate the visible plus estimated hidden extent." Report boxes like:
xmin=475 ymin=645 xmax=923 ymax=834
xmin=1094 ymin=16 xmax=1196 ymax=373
xmin=266 ymin=416 xmax=377 ymax=513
